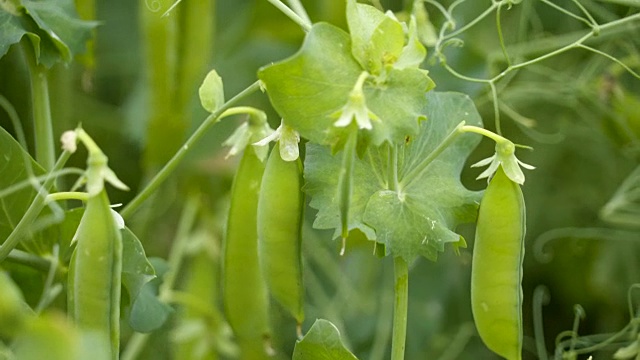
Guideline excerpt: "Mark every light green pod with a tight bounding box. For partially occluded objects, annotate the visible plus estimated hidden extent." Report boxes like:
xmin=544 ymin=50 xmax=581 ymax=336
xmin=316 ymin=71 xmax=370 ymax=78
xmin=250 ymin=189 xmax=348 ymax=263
xmin=257 ymin=142 xmax=305 ymax=325
xmin=471 ymin=166 xmax=525 ymax=360
xmin=68 ymin=189 xmax=122 ymax=360
xmin=223 ymin=148 xmax=271 ymax=347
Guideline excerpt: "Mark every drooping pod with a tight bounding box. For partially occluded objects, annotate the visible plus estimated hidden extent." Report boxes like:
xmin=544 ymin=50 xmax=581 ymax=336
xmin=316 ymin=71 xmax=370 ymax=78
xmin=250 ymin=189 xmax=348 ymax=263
xmin=223 ymin=147 xmax=272 ymax=352
xmin=471 ymin=165 xmax=525 ymax=360
xmin=67 ymin=189 xmax=122 ymax=360
xmin=257 ymin=142 xmax=305 ymax=327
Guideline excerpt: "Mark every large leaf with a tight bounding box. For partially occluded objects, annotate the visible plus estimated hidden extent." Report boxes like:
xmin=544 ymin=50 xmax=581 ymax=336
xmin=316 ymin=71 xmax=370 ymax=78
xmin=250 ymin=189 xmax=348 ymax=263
xmin=0 ymin=0 xmax=96 ymax=66
xmin=0 ymin=1 xmax=29 ymax=58
xmin=0 ymin=126 xmax=45 ymax=246
xmin=292 ymin=319 xmax=358 ymax=360
xmin=121 ymin=227 xmax=156 ymax=303
xmin=304 ymin=92 xmax=483 ymax=262
xmin=258 ymin=22 xmax=434 ymax=149
xmin=128 ymin=257 xmax=172 ymax=333
xmin=346 ymin=0 xmax=404 ymax=74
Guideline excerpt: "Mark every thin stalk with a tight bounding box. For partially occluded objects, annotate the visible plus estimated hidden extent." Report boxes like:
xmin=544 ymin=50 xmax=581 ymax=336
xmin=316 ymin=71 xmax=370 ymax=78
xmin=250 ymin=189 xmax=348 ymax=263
xmin=265 ymin=0 xmax=311 ymax=31
xmin=400 ymin=122 xmax=465 ymax=188
xmin=0 ymin=168 xmax=84 ymax=199
xmin=338 ymin=130 xmax=357 ymax=255
xmin=442 ymin=2 xmax=497 ymax=40
xmin=533 ymin=286 xmax=550 ymax=360
xmin=46 ymin=192 xmax=90 ymax=203
xmin=120 ymin=333 xmax=150 ymax=360
xmin=34 ymin=245 xmax=60 ymax=313
xmin=489 ymin=82 xmax=502 ymax=135
xmin=120 ymin=81 xmax=261 ymax=219
xmin=496 ymin=3 xmax=511 ymax=67
xmin=286 ymin=0 xmax=311 ymax=25
xmin=0 ymin=151 xmax=72 ymax=262
xmin=21 ymin=41 xmax=55 ymax=171
xmin=391 ymin=256 xmax=409 ymax=360
xmin=5 ymin=249 xmax=52 ymax=273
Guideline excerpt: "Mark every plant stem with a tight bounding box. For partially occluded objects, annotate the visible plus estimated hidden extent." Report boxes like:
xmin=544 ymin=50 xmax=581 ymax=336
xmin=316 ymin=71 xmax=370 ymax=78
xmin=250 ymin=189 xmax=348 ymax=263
xmin=0 ymin=151 xmax=72 ymax=262
xmin=391 ymin=256 xmax=409 ymax=360
xmin=22 ymin=41 xmax=55 ymax=171
xmin=265 ymin=0 xmax=312 ymax=31
xmin=5 ymin=249 xmax=52 ymax=273
xmin=400 ymin=122 xmax=465 ymax=188
xmin=46 ymin=192 xmax=90 ymax=203
xmin=120 ymin=81 xmax=261 ymax=219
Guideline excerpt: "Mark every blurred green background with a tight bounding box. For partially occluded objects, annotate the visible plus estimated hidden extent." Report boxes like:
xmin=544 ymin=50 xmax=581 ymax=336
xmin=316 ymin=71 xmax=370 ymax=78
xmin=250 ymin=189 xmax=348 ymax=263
xmin=1 ymin=0 xmax=640 ymax=359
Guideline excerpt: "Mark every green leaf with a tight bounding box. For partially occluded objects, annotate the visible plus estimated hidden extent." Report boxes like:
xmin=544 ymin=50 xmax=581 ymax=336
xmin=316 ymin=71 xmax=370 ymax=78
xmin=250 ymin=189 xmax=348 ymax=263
xmin=0 ymin=126 xmax=45 ymax=247
xmin=0 ymin=2 xmax=28 ymax=58
xmin=292 ymin=319 xmax=358 ymax=360
xmin=258 ymin=22 xmax=434 ymax=149
xmin=22 ymin=0 xmax=96 ymax=63
xmin=128 ymin=257 xmax=173 ymax=333
xmin=121 ymin=227 xmax=156 ymax=304
xmin=0 ymin=0 xmax=96 ymax=66
xmin=346 ymin=0 xmax=404 ymax=74
xmin=198 ymin=69 xmax=225 ymax=113
xmin=305 ymin=92 xmax=483 ymax=262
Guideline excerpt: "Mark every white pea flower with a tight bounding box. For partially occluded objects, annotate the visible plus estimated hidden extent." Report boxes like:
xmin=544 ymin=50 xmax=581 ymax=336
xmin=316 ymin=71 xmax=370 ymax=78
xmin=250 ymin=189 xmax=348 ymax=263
xmin=60 ymin=130 xmax=78 ymax=153
xmin=222 ymin=111 xmax=274 ymax=162
xmin=472 ymin=140 xmax=535 ymax=185
xmin=333 ymin=72 xmax=379 ymax=130
xmin=253 ymin=120 xmax=300 ymax=162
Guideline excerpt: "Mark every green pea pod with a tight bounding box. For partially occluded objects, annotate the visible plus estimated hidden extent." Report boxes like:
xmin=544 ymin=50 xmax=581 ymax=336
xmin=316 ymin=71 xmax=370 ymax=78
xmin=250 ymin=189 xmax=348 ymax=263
xmin=68 ymin=189 xmax=122 ymax=360
xmin=223 ymin=148 xmax=271 ymax=348
xmin=257 ymin=142 xmax=305 ymax=326
xmin=471 ymin=165 xmax=525 ymax=360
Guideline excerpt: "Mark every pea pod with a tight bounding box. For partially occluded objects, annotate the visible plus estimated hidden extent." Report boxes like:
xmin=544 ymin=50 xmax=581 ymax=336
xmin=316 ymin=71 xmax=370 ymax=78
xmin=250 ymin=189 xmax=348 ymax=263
xmin=223 ymin=148 xmax=271 ymax=348
xmin=471 ymin=165 xmax=525 ymax=360
xmin=68 ymin=189 xmax=122 ymax=360
xmin=257 ymin=142 xmax=305 ymax=326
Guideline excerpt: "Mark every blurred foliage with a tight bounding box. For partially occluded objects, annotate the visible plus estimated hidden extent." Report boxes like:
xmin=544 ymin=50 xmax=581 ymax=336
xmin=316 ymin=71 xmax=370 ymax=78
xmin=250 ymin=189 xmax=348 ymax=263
xmin=1 ymin=0 xmax=640 ymax=359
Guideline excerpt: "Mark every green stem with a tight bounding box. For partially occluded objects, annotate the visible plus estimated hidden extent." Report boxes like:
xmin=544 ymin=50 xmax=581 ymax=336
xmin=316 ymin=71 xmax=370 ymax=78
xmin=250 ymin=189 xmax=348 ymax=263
xmin=120 ymin=333 xmax=150 ymax=360
xmin=219 ymin=106 xmax=266 ymax=122
xmin=265 ymin=0 xmax=312 ymax=31
xmin=46 ymin=192 xmax=89 ymax=203
xmin=120 ymin=81 xmax=261 ymax=219
xmin=0 ymin=151 xmax=71 ymax=262
xmin=391 ymin=256 xmax=409 ymax=360
xmin=460 ymin=124 xmax=508 ymax=143
xmin=400 ymin=122 xmax=465 ymax=188
xmin=441 ymin=2 xmax=497 ymax=40
xmin=22 ymin=41 xmax=55 ymax=171
xmin=286 ymin=0 xmax=311 ymax=25
xmin=5 ymin=249 xmax=52 ymax=273
xmin=495 ymin=3 xmax=511 ymax=68
xmin=0 ymin=168 xmax=84 ymax=199
xmin=338 ymin=130 xmax=357 ymax=255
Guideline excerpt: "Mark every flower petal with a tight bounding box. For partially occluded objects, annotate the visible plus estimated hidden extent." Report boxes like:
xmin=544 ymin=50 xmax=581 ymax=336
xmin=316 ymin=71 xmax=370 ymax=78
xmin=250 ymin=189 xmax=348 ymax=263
xmin=517 ymin=158 xmax=536 ymax=170
xmin=471 ymin=154 xmax=496 ymax=168
xmin=333 ymin=108 xmax=355 ymax=128
xmin=502 ymin=156 xmax=526 ymax=184
xmin=476 ymin=159 xmax=499 ymax=180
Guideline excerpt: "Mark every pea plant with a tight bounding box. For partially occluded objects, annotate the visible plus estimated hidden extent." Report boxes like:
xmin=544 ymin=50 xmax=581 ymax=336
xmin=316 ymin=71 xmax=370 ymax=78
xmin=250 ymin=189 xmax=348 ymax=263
xmin=1 ymin=0 xmax=639 ymax=359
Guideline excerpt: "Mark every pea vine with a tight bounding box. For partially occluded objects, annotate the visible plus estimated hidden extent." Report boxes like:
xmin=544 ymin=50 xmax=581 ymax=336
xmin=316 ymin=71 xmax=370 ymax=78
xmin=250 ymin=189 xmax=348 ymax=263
xmin=1 ymin=0 xmax=639 ymax=359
